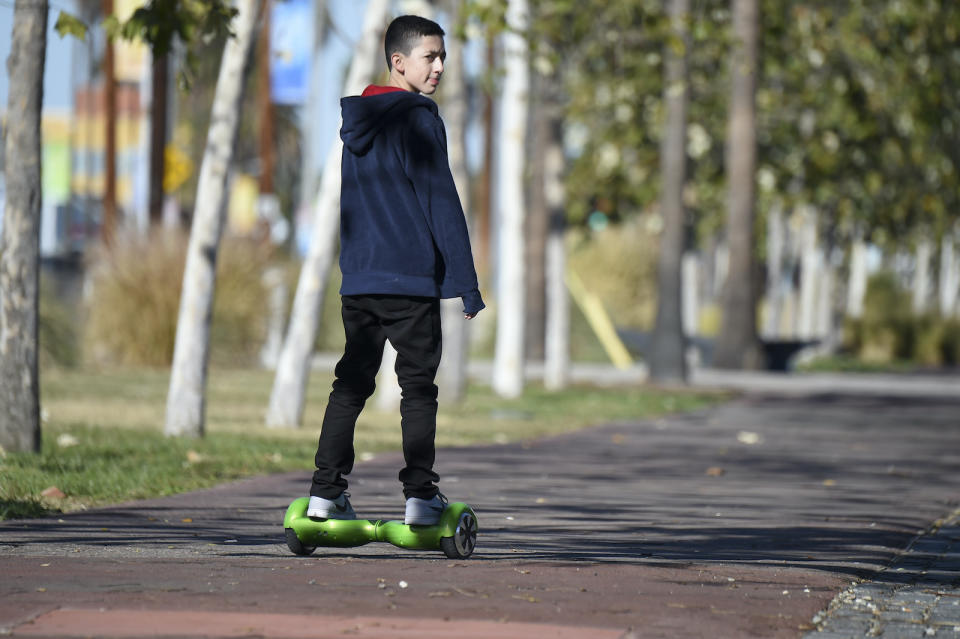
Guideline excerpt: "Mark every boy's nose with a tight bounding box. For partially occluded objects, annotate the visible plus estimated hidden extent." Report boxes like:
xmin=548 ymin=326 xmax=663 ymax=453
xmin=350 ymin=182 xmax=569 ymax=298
xmin=433 ymin=58 xmax=444 ymax=74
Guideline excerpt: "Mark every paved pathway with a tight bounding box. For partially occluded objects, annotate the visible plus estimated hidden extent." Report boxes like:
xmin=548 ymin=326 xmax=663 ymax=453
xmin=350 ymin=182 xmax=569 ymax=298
xmin=1 ymin=377 xmax=959 ymax=638
xmin=803 ymin=509 xmax=960 ymax=638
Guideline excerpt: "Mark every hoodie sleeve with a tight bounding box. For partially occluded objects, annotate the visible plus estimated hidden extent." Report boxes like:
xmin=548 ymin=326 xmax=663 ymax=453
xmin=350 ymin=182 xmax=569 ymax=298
xmin=402 ymin=108 xmax=485 ymax=315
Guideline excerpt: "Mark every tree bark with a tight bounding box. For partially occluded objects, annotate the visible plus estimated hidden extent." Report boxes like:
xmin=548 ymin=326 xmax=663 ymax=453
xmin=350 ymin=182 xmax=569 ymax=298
xmin=266 ymin=0 xmax=391 ymax=428
xmin=164 ymin=0 xmax=260 ymax=437
xmin=846 ymin=236 xmax=868 ymax=319
xmin=543 ymin=113 xmax=569 ymax=391
xmin=148 ymin=51 xmax=168 ymax=226
xmin=912 ymin=238 xmax=932 ymax=314
xmin=713 ymin=0 xmax=765 ymax=370
xmin=475 ymin=36 xmax=495 ymax=278
xmin=102 ymin=0 xmax=117 ymax=245
xmin=524 ymin=76 xmax=549 ymax=363
xmin=649 ymin=0 xmax=690 ymax=384
xmin=491 ymin=0 xmax=530 ymax=398
xmin=797 ymin=207 xmax=819 ymax=340
xmin=940 ymin=226 xmax=959 ymax=317
xmin=0 ymin=0 xmax=47 ymax=454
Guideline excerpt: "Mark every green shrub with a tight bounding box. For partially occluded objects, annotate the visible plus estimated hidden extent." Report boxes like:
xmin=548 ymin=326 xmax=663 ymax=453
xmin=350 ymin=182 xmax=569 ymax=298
xmin=84 ymin=232 xmax=274 ymax=367
xmin=567 ymin=219 xmax=659 ymax=329
xmin=843 ymin=271 xmax=960 ymax=367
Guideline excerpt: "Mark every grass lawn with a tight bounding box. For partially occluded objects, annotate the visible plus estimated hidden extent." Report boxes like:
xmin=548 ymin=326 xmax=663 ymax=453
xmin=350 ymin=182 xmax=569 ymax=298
xmin=0 ymin=366 xmax=726 ymax=519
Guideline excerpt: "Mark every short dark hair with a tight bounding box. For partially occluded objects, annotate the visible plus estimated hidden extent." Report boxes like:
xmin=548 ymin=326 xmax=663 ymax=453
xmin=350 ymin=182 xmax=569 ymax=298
xmin=384 ymin=15 xmax=445 ymax=70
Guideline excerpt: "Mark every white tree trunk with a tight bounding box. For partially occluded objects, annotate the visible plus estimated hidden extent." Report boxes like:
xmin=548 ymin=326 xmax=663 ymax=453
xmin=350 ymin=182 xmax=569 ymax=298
xmin=847 ymin=238 xmax=869 ymax=319
xmin=815 ymin=255 xmax=835 ymax=345
xmin=436 ymin=0 xmax=472 ymax=404
xmin=543 ymin=116 xmax=569 ymax=391
xmin=912 ymin=238 xmax=932 ymax=314
xmin=375 ymin=342 xmax=400 ymax=411
xmin=491 ymin=0 xmax=530 ymax=399
xmin=259 ymin=266 xmax=287 ymax=368
xmin=797 ymin=207 xmax=819 ymax=340
xmin=940 ymin=227 xmax=959 ymax=317
xmin=164 ymin=0 xmax=259 ymax=437
xmin=266 ymin=0 xmax=391 ymax=428
xmin=763 ymin=201 xmax=785 ymax=337
xmin=682 ymin=253 xmax=700 ymax=337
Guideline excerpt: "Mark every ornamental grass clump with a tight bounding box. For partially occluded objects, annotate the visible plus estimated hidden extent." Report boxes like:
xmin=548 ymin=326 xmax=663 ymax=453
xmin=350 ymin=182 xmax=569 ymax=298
xmin=84 ymin=231 xmax=273 ymax=367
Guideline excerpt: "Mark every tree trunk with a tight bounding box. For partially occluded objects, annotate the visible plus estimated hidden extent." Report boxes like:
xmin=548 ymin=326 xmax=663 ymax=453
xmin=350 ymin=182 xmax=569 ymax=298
xmin=797 ymin=207 xmax=819 ymax=340
xmin=649 ymin=0 xmax=690 ymax=384
xmin=913 ymin=238 xmax=932 ymax=314
xmin=148 ymin=50 xmax=168 ymax=227
xmin=437 ymin=2 xmax=472 ymax=404
xmin=375 ymin=342 xmax=400 ymax=411
xmin=298 ymin=0 xmax=327 ymax=215
xmin=102 ymin=0 xmax=117 ymax=245
xmin=475 ymin=36 xmax=495 ymax=278
xmin=266 ymin=0 xmax=390 ymax=428
xmin=0 ymin=0 xmax=47 ymax=454
xmin=713 ymin=0 xmax=765 ymax=370
xmin=941 ymin=226 xmax=959 ymax=317
xmin=543 ymin=113 xmax=569 ymax=391
xmin=164 ymin=0 xmax=259 ymax=437
xmin=525 ymin=77 xmax=549 ymax=363
xmin=491 ymin=0 xmax=530 ymax=399
xmin=847 ymin=236 xmax=868 ymax=319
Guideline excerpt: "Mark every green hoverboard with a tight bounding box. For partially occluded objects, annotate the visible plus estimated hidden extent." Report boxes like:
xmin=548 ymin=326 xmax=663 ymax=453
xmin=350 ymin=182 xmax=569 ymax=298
xmin=283 ymin=497 xmax=479 ymax=559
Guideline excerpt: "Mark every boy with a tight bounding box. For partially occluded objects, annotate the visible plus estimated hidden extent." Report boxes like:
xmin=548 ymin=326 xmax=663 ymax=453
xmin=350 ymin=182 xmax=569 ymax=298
xmin=306 ymin=15 xmax=484 ymax=526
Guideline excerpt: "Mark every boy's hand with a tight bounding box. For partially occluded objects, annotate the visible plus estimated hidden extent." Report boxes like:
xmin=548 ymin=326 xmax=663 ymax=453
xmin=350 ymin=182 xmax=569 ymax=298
xmin=464 ymin=312 xmax=477 ymax=320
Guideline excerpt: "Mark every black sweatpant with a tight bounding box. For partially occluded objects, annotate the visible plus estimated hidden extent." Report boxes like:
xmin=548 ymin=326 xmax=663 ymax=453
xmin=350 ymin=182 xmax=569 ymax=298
xmin=310 ymin=294 xmax=442 ymax=501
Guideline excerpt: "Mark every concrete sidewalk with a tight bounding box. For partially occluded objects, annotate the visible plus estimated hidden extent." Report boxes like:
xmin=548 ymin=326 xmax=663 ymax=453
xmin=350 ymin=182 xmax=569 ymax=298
xmin=2 ymin=382 xmax=959 ymax=638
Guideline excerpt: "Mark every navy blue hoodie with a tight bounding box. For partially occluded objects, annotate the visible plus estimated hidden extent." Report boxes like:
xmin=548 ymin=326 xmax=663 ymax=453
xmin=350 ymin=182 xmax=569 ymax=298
xmin=338 ymin=87 xmax=485 ymax=315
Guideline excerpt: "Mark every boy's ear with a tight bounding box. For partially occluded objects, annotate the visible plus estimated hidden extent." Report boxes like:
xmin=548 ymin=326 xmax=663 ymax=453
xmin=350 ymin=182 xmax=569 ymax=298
xmin=391 ymin=51 xmax=405 ymax=73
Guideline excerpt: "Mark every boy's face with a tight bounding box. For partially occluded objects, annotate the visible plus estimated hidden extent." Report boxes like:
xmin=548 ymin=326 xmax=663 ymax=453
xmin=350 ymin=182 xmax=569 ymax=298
xmin=390 ymin=35 xmax=446 ymax=95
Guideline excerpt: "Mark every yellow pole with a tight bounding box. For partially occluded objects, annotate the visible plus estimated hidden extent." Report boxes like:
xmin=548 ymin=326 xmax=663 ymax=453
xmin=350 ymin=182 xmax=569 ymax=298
xmin=565 ymin=269 xmax=634 ymax=370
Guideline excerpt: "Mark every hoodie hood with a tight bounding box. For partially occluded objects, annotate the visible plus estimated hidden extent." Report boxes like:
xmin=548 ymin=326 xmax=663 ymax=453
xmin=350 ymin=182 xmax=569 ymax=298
xmin=340 ymin=90 xmax=439 ymax=156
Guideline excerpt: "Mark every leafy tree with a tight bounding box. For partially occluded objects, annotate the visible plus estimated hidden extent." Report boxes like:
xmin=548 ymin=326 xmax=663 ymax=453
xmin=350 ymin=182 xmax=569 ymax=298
xmin=758 ymin=1 xmax=960 ymax=247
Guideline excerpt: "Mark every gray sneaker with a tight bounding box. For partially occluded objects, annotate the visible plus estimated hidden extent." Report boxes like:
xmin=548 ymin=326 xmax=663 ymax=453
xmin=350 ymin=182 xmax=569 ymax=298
xmin=404 ymin=493 xmax=448 ymax=525
xmin=307 ymin=492 xmax=356 ymax=520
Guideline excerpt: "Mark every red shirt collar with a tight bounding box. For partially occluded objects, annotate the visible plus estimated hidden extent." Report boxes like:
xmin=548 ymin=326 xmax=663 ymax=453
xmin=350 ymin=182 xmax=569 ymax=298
xmin=361 ymin=85 xmax=408 ymax=97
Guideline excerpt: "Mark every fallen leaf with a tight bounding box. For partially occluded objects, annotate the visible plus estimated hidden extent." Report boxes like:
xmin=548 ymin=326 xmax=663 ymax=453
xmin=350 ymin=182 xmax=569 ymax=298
xmin=181 ymin=518 xmax=193 ymax=523
xmin=56 ymin=434 xmax=79 ymax=448
xmin=823 ymin=479 xmax=837 ymax=487
xmin=511 ymin=594 xmax=541 ymax=603
xmin=705 ymin=467 xmax=726 ymax=477
xmin=737 ymin=431 xmax=762 ymax=445
xmin=185 ymin=450 xmax=205 ymax=464
xmin=41 ymin=486 xmax=66 ymax=499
